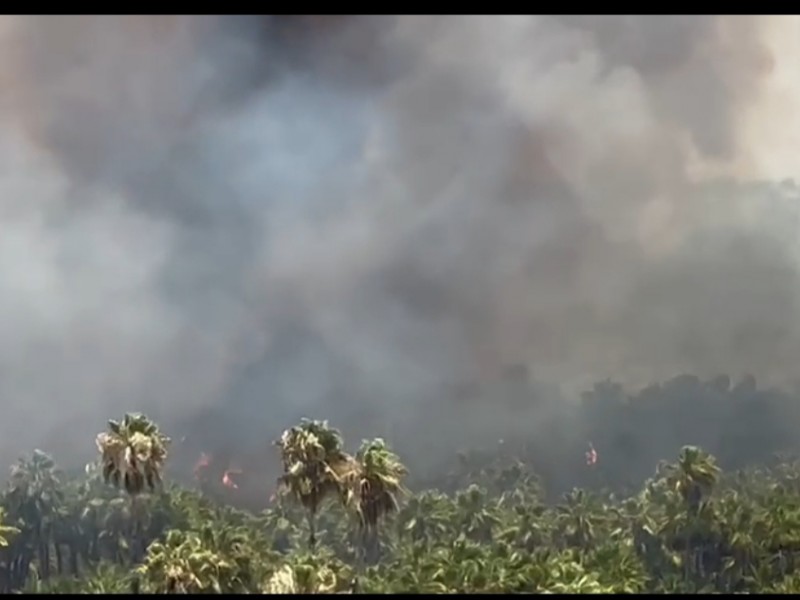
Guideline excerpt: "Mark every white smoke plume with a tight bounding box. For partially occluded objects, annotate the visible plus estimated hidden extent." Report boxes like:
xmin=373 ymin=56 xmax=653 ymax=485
xmin=0 ymin=15 xmax=798 ymax=476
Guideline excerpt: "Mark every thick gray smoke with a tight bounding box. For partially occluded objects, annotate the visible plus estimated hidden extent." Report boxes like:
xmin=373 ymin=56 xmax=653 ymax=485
xmin=0 ymin=15 xmax=798 ymax=479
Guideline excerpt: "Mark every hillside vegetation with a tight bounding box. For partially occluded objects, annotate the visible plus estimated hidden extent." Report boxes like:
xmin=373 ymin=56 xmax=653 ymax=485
xmin=3 ymin=374 xmax=800 ymax=593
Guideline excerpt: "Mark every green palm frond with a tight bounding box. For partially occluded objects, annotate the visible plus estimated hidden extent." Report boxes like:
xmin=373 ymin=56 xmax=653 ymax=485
xmin=345 ymin=438 xmax=409 ymax=532
xmin=275 ymin=419 xmax=352 ymax=512
xmin=0 ymin=506 xmax=19 ymax=547
xmin=96 ymin=413 xmax=170 ymax=496
xmin=664 ymin=445 xmax=721 ymax=507
xmin=137 ymin=528 xmax=240 ymax=593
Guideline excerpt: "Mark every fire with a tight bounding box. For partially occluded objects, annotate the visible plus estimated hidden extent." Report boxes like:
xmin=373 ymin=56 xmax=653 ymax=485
xmin=194 ymin=452 xmax=212 ymax=480
xmin=193 ymin=452 xmax=243 ymax=492
xmin=222 ymin=468 xmax=242 ymax=490
xmin=585 ymin=443 xmax=598 ymax=467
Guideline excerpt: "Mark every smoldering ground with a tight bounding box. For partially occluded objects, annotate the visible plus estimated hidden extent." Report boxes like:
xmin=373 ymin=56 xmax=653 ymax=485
xmin=1 ymin=15 xmax=800 ymax=492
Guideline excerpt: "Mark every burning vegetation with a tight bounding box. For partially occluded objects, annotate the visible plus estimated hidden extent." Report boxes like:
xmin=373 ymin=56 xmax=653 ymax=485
xmin=0 ymin=375 xmax=799 ymax=592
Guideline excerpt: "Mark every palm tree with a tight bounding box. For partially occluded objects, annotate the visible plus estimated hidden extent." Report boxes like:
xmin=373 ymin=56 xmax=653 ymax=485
xmin=556 ymin=488 xmax=603 ymax=550
xmin=264 ymin=563 xmax=298 ymax=594
xmin=136 ymin=529 xmax=238 ymax=593
xmin=95 ymin=413 xmax=170 ymax=496
xmin=275 ymin=419 xmax=354 ymax=551
xmin=263 ymin=550 xmax=352 ymax=594
xmin=0 ymin=508 xmax=19 ymax=548
xmin=4 ymin=450 xmax=64 ymax=584
xmin=454 ymin=484 xmax=500 ymax=543
xmin=396 ymin=490 xmax=457 ymax=548
xmin=342 ymin=438 xmax=407 ymax=567
xmin=664 ymin=446 xmax=721 ymax=514
xmin=96 ymin=413 xmax=169 ymax=563
xmin=660 ymin=446 xmax=722 ymax=590
xmin=346 ymin=439 xmax=408 ymax=534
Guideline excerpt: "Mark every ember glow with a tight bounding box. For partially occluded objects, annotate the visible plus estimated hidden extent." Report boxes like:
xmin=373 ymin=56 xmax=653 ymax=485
xmin=585 ymin=443 xmax=598 ymax=467
xmin=222 ymin=468 xmax=242 ymax=490
xmin=193 ymin=452 xmax=212 ymax=480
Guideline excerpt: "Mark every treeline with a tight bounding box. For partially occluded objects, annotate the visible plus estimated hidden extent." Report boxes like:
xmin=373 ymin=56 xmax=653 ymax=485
xmin=434 ymin=372 xmax=800 ymax=497
xmin=1 ymin=375 xmax=800 ymax=592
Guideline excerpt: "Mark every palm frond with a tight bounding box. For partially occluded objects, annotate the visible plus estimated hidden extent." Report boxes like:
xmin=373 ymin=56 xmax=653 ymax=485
xmin=97 ymin=413 xmax=170 ymax=496
xmin=345 ymin=438 xmax=409 ymax=531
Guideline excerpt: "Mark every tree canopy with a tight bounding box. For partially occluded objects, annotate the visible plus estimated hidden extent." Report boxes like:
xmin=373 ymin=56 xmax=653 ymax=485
xmin=3 ymin=375 xmax=800 ymax=593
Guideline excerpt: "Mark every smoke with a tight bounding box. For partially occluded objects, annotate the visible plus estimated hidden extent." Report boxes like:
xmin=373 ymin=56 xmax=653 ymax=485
xmin=0 ymin=15 xmax=799 ymax=480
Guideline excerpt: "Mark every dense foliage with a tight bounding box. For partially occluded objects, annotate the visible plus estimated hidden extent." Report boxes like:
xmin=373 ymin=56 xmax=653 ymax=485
xmin=3 ymin=376 xmax=800 ymax=593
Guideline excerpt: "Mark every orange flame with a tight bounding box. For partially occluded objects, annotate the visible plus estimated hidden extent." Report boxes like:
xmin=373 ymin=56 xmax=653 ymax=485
xmin=222 ymin=468 xmax=242 ymax=490
xmin=585 ymin=443 xmax=598 ymax=467
xmin=194 ymin=452 xmax=212 ymax=480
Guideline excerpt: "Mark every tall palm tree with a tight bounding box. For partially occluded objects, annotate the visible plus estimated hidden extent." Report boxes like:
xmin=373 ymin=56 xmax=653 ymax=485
xmin=95 ymin=413 xmax=170 ymax=496
xmin=96 ymin=413 xmax=169 ymax=563
xmin=661 ymin=446 xmax=721 ymax=590
xmin=275 ymin=419 xmax=354 ymax=550
xmin=346 ymin=439 xmax=408 ymax=535
xmin=664 ymin=446 xmax=721 ymax=514
xmin=343 ymin=438 xmax=407 ymax=567
xmin=4 ymin=450 xmax=64 ymax=584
